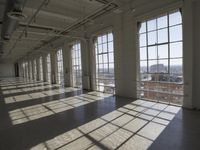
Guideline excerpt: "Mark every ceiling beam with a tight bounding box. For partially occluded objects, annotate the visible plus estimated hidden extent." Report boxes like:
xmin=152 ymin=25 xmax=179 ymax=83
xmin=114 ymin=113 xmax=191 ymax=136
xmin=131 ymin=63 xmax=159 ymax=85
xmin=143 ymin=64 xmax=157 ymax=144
xmin=23 ymin=7 xmax=78 ymax=23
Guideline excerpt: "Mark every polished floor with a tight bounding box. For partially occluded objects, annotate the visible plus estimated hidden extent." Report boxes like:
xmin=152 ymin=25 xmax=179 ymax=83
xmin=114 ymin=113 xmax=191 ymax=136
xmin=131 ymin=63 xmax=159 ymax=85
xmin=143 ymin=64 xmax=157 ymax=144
xmin=0 ymin=78 xmax=200 ymax=150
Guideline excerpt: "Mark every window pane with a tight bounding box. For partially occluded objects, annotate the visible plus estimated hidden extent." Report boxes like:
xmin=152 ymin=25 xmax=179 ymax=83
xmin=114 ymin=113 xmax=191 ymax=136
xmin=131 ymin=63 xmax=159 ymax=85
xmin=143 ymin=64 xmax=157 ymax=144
xmin=109 ymin=63 xmax=114 ymax=69
xmin=140 ymin=61 xmax=147 ymax=73
xmin=149 ymin=60 xmax=157 ymax=73
xmin=140 ymin=47 xmax=147 ymax=60
xmin=148 ymin=46 xmax=157 ymax=60
xmin=108 ymin=42 xmax=113 ymax=52
xmin=109 ymin=53 xmax=114 ymax=63
xmin=158 ymin=44 xmax=168 ymax=59
xmin=147 ymin=19 xmax=156 ymax=31
xmin=157 ymin=15 xmax=167 ymax=29
xmin=108 ymin=33 xmax=113 ymax=42
xmin=102 ymin=35 xmax=107 ymax=43
xmin=158 ymin=28 xmax=168 ymax=43
xmin=170 ymin=59 xmax=182 ymax=74
xmin=98 ymin=45 xmax=103 ymax=53
xmin=170 ymin=42 xmax=182 ymax=58
xmin=158 ymin=59 xmax=168 ymax=73
xmin=139 ymin=22 xmax=146 ymax=33
xmin=140 ymin=33 xmax=147 ymax=47
xmin=103 ymin=43 xmax=108 ymax=52
xmin=103 ymin=54 xmax=108 ymax=63
xmin=170 ymin=25 xmax=182 ymax=42
xmin=98 ymin=37 xmax=102 ymax=44
xmin=99 ymin=55 xmax=103 ymax=63
xmin=148 ymin=31 xmax=157 ymax=45
xmin=169 ymin=11 xmax=182 ymax=26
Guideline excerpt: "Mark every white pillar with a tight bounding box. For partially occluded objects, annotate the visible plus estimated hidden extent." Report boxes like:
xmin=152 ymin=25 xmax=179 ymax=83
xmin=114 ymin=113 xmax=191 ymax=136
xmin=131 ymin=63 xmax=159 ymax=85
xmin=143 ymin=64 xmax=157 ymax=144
xmin=50 ymin=51 xmax=57 ymax=84
xmin=36 ymin=57 xmax=40 ymax=81
xmin=182 ymin=0 xmax=194 ymax=108
xmin=81 ymin=39 xmax=91 ymax=90
xmin=42 ymin=54 xmax=47 ymax=82
xmin=62 ymin=43 xmax=72 ymax=87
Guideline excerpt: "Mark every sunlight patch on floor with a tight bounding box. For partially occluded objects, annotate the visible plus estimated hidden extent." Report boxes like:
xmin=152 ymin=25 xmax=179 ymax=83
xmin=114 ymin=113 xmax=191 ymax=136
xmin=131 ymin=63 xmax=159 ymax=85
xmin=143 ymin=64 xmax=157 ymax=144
xmin=30 ymin=100 xmax=181 ymax=150
xmin=8 ymin=92 xmax=112 ymax=125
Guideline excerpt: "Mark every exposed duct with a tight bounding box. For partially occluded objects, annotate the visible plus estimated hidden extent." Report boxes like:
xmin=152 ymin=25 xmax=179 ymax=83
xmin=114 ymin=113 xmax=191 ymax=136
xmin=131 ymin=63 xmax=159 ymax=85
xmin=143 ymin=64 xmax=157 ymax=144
xmin=1 ymin=0 xmax=27 ymax=41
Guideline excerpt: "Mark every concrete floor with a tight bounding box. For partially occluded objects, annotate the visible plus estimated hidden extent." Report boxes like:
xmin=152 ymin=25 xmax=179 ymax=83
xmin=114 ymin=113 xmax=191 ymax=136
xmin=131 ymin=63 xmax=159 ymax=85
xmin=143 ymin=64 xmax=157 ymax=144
xmin=0 ymin=78 xmax=200 ymax=150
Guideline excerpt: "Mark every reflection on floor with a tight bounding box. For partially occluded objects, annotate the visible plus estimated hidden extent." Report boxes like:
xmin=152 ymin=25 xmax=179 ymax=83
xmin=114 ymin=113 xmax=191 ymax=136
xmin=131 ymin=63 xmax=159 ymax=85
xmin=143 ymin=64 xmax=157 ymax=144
xmin=2 ymin=78 xmax=199 ymax=150
xmin=30 ymin=100 xmax=180 ymax=150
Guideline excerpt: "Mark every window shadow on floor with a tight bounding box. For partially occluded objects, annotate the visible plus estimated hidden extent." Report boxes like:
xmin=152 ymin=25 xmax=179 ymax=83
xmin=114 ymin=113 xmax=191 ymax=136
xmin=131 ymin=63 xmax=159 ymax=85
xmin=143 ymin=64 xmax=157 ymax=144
xmin=0 ymin=94 xmax=132 ymax=150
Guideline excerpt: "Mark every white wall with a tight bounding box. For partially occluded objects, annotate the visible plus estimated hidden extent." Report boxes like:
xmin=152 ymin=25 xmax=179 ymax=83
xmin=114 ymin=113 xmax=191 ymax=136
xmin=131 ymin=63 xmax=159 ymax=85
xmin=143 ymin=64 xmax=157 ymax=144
xmin=0 ymin=63 xmax=15 ymax=78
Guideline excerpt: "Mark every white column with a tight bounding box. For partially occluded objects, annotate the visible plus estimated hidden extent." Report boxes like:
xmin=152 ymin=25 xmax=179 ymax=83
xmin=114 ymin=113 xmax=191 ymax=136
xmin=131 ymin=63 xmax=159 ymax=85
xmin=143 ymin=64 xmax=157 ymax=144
xmin=42 ymin=54 xmax=47 ymax=82
xmin=182 ymin=0 xmax=194 ymax=108
xmin=36 ymin=57 xmax=40 ymax=81
xmin=62 ymin=43 xmax=72 ymax=87
xmin=50 ymin=51 xmax=57 ymax=84
xmin=81 ymin=39 xmax=91 ymax=90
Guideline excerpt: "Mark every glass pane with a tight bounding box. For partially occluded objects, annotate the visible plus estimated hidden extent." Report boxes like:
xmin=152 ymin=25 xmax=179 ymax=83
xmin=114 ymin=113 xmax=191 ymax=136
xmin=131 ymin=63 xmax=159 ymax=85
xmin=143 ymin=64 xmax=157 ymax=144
xmin=78 ymin=43 xmax=81 ymax=49
xmin=148 ymin=46 xmax=157 ymax=60
xmin=139 ymin=22 xmax=146 ymax=33
xmin=148 ymin=31 xmax=157 ymax=45
xmin=109 ymin=65 xmax=114 ymax=74
xmin=98 ymin=55 xmax=103 ymax=63
xmin=170 ymin=59 xmax=182 ymax=74
xmin=157 ymin=15 xmax=167 ymax=29
xmin=108 ymin=42 xmax=113 ymax=52
xmin=104 ymin=63 xmax=108 ymax=70
xmin=170 ymin=42 xmax=182 ymax=58
xmin=109 ymin=53 xmax=114 ymax=63
xmin=97 ymin=37 xmax=102 ymax=44
xmin=158 ymin=44 xmax=168 ymax=59
xmin=170 ymin=25 xmax=182 ymax=42
xmin=109 ymin=63 xmax=114 ymax=69
xmin=108 ymin=33 xmax=113 ymax=42
xmin=140 ymin=61 xmax=147 ymax=73
xmin=158 ymin=59 xmax=168 ymax=73
xmin=140 ymin=47 xmax=147 ymax=60
xmin=147 ymin=19 xmax=156 ymax=31
xmin=103 ymin=43 xmax=108 ymax=52
xmin=149 ymin=60 xmax=157 ymax=73
xmin=169 ymin=11 xmax=182 ymax=26
xmin=98 ymin=45 xmax=103 ymax=53
xmin=158 ymin=28 xmax=168 ymax=43
xmin=103 ymin=54 xmax=108 ymax=63
xmin=140 ymin=33 xmax=147 ymax=47
xmin=102 ymin=35 xmax=107 ymax=43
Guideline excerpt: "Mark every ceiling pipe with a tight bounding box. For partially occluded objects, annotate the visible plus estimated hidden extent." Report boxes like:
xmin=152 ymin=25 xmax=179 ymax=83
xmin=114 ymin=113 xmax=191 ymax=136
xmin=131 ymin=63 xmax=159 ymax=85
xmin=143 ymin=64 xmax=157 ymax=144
xmin=33 ymin=0 xmax=118 ymax=51
xmin=5 ymin=0 xmax=49 ymax=57
xmin=1 ymin=0 xmax=27 ymax=41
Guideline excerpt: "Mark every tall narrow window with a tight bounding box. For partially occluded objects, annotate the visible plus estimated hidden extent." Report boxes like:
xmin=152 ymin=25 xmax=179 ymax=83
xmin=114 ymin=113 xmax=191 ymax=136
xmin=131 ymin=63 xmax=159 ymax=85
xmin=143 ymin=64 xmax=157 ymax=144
xmin=57 ymin=49 xmax=64 ymax=85
xmin=22 ymin=62 xmax=26 ymax=78
xmin=39 ymin=56 xmax=43 ymax=81
xmin=25 ymin=62 xmax=29 ymax=79
xmin=33 ymin=59 xmax=37 ymax=81
xmin=95 ymin=31 xmax=115 ymax=94
xmin=29 ymin=61 xmax=32 ymax=80
xmin=71 ymin=41 xmax=82 ymax=88
xmin=46 ymin=54 xmax=51 ymax=83
xmin=138 ymin=10 xmax=183 ymax=105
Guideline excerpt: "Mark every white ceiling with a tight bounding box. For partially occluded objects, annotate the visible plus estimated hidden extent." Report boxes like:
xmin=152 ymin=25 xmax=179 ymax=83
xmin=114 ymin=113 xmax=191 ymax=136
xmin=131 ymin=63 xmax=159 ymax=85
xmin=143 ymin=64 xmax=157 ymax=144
xmin=0 ymin=0 xmax=122 ymax=62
